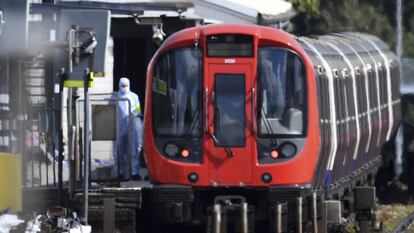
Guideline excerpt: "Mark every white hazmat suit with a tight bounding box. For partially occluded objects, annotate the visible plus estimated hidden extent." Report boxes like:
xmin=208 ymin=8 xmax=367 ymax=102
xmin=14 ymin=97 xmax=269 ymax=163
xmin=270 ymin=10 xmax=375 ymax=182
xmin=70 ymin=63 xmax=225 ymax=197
xmin=113 ymin=77 xmax=143 ymax=179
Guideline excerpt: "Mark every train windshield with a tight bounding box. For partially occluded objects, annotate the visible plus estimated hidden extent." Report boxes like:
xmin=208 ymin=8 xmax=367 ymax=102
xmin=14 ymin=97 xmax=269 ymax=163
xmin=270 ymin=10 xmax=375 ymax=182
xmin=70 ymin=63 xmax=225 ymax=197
xmin=258 ymin=47 xmax=306 ymax=137
xmin=152 ymin=48 xmax=202 ymax=137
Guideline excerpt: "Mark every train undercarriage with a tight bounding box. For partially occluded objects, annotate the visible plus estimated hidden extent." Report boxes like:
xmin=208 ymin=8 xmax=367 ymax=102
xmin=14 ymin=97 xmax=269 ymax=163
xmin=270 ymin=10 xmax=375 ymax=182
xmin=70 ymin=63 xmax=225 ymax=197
xmin=131 ymin=157 xmax=382 ymax=233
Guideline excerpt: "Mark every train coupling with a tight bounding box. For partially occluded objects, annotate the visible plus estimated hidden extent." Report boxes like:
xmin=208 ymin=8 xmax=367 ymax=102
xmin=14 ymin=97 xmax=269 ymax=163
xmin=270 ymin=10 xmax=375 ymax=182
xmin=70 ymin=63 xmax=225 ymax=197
xmin=208 ymin=195 xmax=254 ymax=233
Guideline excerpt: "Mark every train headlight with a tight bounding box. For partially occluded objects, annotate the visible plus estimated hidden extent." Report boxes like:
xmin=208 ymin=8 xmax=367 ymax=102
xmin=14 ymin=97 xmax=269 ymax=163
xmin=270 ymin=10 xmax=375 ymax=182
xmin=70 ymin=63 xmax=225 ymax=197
xmin=279 ymin=142 xmax=296 ymax=158
xmin=163 ymin=142 xmax=179 ymax=157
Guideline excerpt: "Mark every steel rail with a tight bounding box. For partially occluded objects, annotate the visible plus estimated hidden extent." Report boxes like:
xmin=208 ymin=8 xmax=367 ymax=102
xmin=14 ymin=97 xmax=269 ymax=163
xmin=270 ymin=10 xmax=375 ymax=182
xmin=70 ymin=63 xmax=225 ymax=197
xmin=391 ymin=210 xmax=414 ymax=233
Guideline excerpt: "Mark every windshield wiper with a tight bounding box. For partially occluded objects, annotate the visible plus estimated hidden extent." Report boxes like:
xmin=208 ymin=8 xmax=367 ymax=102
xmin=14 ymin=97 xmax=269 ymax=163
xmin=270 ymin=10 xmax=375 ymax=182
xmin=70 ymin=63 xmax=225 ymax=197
xmin=183 ymin=103 xmax=233 ymax=157
xmin=212 ymin=133 xmax=234 ymax=157
xmin=259 ymin=91 xmax=278 ymax=146
xmin=213 ymin=107 xmax=234 ymax=157
xmin=183 ymin=105 xmax=201 ymax=148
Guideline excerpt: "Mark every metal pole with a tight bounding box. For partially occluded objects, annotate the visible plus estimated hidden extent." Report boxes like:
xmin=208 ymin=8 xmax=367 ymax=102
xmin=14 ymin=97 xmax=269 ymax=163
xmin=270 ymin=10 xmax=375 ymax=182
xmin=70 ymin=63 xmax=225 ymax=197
xmin=67 ymin=29 xmax=75 ymax=199
xmin=38 ymin=112 xmax=42 ymax=185
xmin=396 ymin=0 xmax=403 ymax=62
xmin=395 ymin=0 xmax=404 ymax=181
xmin=67 ymin=88 xmax=73 ymax=195
xmin=297 ymin=197 xmax=303 ymax=233
xmin=241 ymin=202 xmax=248 ymax=233
xmin=275 ymin=204 xmax=282 ymax=233
xmin=58 ymin=68 xmax=65 ymax=205
xmin=68 ymin=125 xmax=76 ymax=197
xmin=45 ymin=108 xmax=49 ymax=186
xmin=83 ymin=68 xmax=90 ymax=223
xmin=128 ymin=100 xmax=132 ymax=179
xmin=16 ymin=59 xmax=27 ymax=186
xmin=52 ymin=80 xmax=57 ymax=187
xmin=116 ymin=98 xmax=120 ymax=179
xmin=31 ymin=121 xmax=35 ymax=187
xmin=66 ymin=29 xmax=75 ymax=198
xmin=312 ymin=192 xmax=318 ymax=233
xmin=214 ymin=204 xmax=222 ymax=233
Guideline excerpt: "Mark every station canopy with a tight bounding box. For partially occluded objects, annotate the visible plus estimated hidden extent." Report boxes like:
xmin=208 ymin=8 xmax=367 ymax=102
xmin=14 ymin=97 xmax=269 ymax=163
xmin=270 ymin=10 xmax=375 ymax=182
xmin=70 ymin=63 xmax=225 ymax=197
xmin=56 ymin=0 xmax=295 ymax=27
xmin=193 ymin=0 xmax=295 ymax=26
xmin=57 ymin=0 xmax=193 ymax=8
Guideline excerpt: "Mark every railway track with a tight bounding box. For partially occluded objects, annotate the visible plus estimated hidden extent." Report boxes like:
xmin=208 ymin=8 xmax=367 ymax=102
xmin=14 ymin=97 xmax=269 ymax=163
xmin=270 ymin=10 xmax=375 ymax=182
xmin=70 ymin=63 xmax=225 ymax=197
xmin=391 ymin=210 xmax=414 ymax=233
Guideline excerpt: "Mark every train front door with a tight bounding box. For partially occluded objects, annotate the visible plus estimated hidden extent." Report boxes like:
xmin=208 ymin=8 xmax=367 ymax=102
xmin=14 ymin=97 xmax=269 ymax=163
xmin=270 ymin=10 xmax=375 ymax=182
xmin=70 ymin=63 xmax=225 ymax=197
xmin=206 ymin=63 xmax=254 ymax=185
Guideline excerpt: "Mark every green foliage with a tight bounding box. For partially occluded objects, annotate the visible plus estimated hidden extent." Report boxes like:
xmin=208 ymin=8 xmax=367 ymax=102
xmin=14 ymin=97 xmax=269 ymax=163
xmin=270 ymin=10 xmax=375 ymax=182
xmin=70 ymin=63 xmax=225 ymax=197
xmin=288 ymin=0 xmax=320 ymax=16
xmin=288 ymin=0 xmax=414 ymax=57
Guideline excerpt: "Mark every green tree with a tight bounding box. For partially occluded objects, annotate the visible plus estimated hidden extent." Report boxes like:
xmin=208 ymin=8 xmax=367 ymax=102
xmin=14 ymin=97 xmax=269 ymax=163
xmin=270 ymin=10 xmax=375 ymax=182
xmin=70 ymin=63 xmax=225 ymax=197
xmin=288 ymin=0 xmax=414 ymax=57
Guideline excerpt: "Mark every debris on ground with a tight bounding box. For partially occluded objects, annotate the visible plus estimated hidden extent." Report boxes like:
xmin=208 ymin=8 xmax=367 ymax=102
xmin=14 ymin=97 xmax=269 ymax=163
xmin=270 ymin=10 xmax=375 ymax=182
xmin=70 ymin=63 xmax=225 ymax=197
xmin=24 ymin=207 xmax=91 ymax=233
xmin=0 ymin=210 xmax=24 ymax=233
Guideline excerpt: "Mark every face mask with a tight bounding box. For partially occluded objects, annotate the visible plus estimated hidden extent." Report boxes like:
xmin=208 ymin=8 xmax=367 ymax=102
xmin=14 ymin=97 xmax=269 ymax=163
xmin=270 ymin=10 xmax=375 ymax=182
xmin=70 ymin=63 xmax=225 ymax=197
xmin=120 ymin=86 xmax=129 ymax=94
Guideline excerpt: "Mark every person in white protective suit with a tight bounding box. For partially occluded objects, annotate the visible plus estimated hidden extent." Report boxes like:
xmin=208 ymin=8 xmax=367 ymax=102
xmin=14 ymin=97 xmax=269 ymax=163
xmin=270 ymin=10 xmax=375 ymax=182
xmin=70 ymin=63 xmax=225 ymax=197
xmin=113 ymin=77 xmax=143 ymax=180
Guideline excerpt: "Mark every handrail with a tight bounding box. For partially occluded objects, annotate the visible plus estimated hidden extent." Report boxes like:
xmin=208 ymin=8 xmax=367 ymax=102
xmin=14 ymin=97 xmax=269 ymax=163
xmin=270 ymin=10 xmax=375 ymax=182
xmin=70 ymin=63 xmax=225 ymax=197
xmin=205 ymin=88 xmax=210 ymax=136
xmin=251 ymin=87 xmax=256 ymax=135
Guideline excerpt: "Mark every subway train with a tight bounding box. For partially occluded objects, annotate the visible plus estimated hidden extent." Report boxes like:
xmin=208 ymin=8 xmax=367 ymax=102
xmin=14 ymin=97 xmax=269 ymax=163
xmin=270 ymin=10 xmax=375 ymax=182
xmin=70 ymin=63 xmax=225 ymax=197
xmin=142 ymin=24 xmax=401 ymax=232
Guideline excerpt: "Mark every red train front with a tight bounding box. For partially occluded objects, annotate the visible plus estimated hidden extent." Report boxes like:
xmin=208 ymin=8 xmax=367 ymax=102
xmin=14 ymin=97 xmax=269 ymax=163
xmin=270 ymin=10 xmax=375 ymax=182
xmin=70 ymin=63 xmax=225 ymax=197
xmin=143 ymin=24 xmax=400 ymax=232
xmin=145 ymin=24 xmax=319 ymax=186
xmin=143 ymin=24 xmax=319 ymax=231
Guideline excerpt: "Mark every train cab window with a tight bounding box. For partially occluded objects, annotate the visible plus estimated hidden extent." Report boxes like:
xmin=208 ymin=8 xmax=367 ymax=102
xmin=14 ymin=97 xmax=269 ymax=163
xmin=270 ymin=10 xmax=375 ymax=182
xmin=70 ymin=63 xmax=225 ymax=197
xmin=257 ymin=47 xmax=306 ymax=137
xmin=152 ymin=48 xmax=202 ymax=137
xmin=214 ymin=74 xmax=246 ymax=147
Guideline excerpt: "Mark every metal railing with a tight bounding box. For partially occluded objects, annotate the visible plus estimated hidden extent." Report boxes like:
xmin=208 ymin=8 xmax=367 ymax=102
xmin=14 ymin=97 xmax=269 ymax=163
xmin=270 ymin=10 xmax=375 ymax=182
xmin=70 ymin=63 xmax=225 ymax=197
xmin=75 ymin=93 xmax=136 ymax=186
xmin=23 ymin=106 xmax=58 ymax=188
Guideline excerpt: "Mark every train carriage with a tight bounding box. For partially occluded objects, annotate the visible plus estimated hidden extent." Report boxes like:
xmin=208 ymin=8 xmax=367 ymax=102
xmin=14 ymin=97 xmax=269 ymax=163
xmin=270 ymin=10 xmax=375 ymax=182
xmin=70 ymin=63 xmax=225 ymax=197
xmin=142 ymin=24 xmax=400 ymax=232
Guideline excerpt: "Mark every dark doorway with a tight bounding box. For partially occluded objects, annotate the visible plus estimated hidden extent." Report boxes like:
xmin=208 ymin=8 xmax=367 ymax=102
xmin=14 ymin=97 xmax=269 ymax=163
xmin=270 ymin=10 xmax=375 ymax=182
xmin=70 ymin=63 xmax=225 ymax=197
xmin=111 ymin=19 xmax=156 ymax=112
xmin=111 ymin=17 xmax=199 ymax=112
xmin=113 ymin=37 xmax=149 ymax=109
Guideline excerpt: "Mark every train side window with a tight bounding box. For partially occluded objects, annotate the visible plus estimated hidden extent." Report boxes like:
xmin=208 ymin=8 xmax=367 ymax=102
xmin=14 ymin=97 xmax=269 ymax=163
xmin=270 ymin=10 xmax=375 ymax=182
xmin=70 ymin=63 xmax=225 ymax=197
xmin=345 ymin=70 xmax=355 ymax=119
xmin=325 ymin=72 xmax=331 ymax=142
xmin=316 ymin=66 xmax=325 ymax=123
xmin=378 ymin=65 xmax=384 ymax=107
xmin=326 ymin=73 xmax=331 ymax=124
xmin=389 ymin=62 xmax=396 ymax=101
xmin=333 ymin=69 xmax=341 ymax=125
xmin=359 ymin=68 xmax=367 ymax=115
xmin=381 ymin=65 xmax=388 ymax=107
xmin=343 ymin=70 xmax=351 ymax=120
xmin=367 ymin=65 xmax=374 ymax=115
xmin=391 ymin=61 xmax=400 ymax=101
xmin=355 ymin=68 xmax=362 ymax=116
xmin=340 ymin=71 xmax=346 ymax=125
xmin=323 ymin=71 xmax=332 ymax=126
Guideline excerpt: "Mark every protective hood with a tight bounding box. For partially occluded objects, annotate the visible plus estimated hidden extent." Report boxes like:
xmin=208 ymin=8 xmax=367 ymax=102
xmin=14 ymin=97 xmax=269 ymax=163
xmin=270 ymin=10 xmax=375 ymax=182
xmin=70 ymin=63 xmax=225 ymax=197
xmin=119 ymin=77 xmax=130 ymax=95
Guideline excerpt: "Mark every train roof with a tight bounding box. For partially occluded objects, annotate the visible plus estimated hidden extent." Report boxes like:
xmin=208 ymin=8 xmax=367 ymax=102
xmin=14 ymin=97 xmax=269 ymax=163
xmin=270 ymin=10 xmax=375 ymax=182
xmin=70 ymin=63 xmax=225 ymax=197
xmin=298 ymin=33 xmax=393 ymax=58
xmin=153 ymin=24 xmax=306 ymax=62
xmin=158 ymin=24 xmax=393 ymax=58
